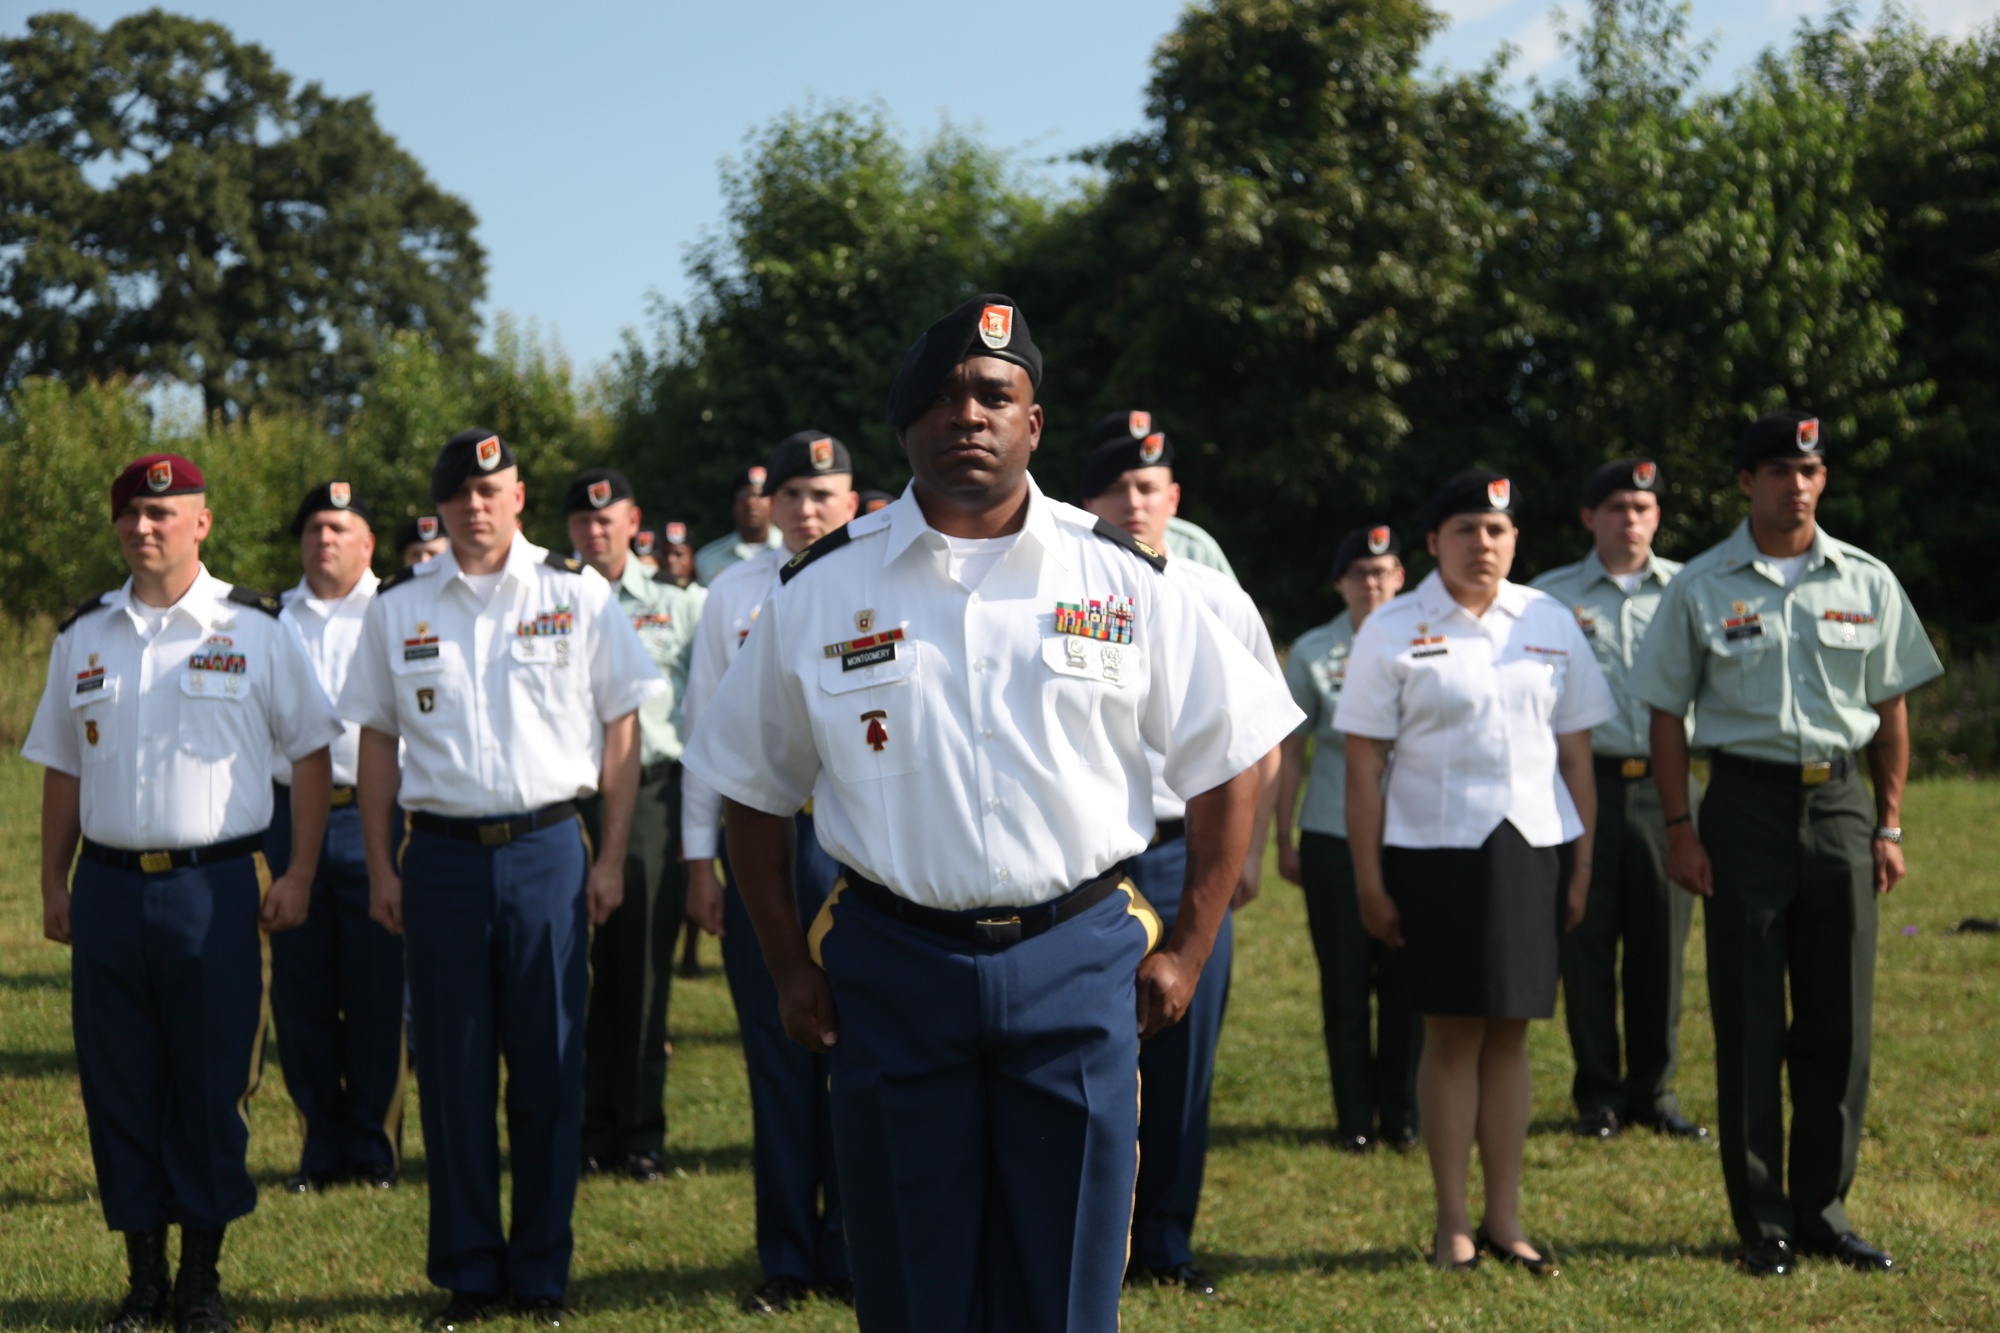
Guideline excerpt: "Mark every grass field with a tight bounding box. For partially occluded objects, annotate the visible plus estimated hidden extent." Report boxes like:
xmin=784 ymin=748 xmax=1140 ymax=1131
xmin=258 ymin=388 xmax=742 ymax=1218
xmin=1 ymin=750 xmax=1995 ymax=1330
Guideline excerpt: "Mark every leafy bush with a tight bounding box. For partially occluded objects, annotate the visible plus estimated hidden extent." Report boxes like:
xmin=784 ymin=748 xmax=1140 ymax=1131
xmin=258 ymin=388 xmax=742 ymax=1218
xmin=1910 ymin=654 xmax=2000 ymax=779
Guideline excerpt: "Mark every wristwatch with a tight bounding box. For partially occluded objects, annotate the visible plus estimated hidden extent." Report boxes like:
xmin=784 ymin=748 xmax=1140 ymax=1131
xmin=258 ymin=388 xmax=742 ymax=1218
xmin=1873 ymin=827 xmax=1903 ymax=845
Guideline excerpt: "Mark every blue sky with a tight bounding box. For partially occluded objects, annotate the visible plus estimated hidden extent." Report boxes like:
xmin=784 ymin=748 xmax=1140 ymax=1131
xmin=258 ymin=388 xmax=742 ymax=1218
xmin=16 ymin=0 xmax=1999 ymax=373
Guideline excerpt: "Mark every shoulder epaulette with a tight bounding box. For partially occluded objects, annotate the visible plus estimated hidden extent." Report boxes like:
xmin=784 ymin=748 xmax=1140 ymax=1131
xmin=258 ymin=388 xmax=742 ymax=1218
xmin=378 ymin=564 xmax=424 ymax=593
xmin=779 ymin=525 xmax=853 ymax=585
xmin=1091 ymin=518 xmax=1168 ymax=573
xmin=57 ymin=593 xmax=111 ymax=634
xmin=227 ymin=585 xmax=283 ymax=618
xmin=545 ymin=552 xmax=585 ymax=574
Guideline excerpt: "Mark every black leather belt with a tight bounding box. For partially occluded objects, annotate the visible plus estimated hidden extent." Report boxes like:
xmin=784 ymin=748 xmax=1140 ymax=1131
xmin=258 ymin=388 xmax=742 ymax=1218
xmin=840 ymin=863 xmax=1132 ymax=948
xmin=274 ymin=781 xmax=356 ymax=808
xmin=410 ymin=802 xmax=579 ymax=848
xmin=81 ymin=833 xmax=265 ymax=875
xmin=1712 ymin=751 xmax=1859 ymax=787
xmin=1595 ymin=756 xmax=1652 ymax=781
xmin=1150 ymin=818 xmax=1188 ymax=847
xmin=640 ymin=759 xmax=678 ymax=787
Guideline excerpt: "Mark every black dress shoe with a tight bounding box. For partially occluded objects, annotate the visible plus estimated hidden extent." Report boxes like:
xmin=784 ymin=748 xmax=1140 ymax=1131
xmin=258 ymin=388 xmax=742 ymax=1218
xmin=1386 ymin=1129 xmax=1421 ymax=1153
xmin=513 ymin=1296 xmax=567 ymax=1326
xmin=1632 ymin=1110 xmax=1710 ymax=1141
xmin=282 ymin=1169 xmax=340 ymax=1194
xmin=1137 ymin=1262 xmax=1219 ymax=1297
xmin=173 ymin=1291 xmax=232 ymax=1333
xmin=1475 ymin=1227 xmax=1561 ymax=1277
xmin=1801 ymin=1233 xmax=1896 ymax=1272
xmin=623 ymin=1153 xmax=664 ymax=1183
xmin=578 ymin=1156 xmax=605 ymax=1179
xmin=739 ymin=1275 xmax=811 ymax=1315
xmin=814 ymin=1279 xmax=855 ymax=1306
xmin=1574 ymin=1108 xmax=1621 ymax=1139
xmin=1333 ymin=1132 xmax=1374 ymax=1155
xmin=427 ymin=1291 xmax=505 ymax=1330
xmin=1738 ymin=1238 xmax=1795 ymax=1277
xmin=350 ymin=1165 xmax=398 ymax=1190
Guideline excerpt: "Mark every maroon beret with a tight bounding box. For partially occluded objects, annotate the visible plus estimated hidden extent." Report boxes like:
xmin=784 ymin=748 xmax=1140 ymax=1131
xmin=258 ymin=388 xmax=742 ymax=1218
xmin=111 ymin=454 xmax=205 ymax=518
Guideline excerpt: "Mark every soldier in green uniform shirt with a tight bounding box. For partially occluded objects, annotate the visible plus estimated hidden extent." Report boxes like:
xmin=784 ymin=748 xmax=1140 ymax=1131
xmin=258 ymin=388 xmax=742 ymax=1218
xmin=564 ymin=468 xmax=707 ymax=1181
xmin=1276 ymin=523 xmax=1421 ymax=1155
xmin=693 ymin=465 xmax=783 ymax=585
xmin=1532 ymin=459 xmax=1707 ymax=1143
xmin=1629 ymin=410 xmax=1942 ymax=1278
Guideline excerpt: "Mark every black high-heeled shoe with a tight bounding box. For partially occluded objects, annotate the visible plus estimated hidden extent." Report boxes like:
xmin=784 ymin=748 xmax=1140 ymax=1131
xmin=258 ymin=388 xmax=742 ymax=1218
xmin=1476 ymin=1227 xmax=1561 ymax=1277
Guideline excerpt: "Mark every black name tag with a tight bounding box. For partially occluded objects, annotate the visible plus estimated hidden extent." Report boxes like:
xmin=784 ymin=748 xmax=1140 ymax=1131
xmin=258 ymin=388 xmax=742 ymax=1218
xmin=1724 ymin=624 xmax=1764 ymax=642
xmin=404 ymin=645 xmax=440 ymax=661
xmin=76 ymin=676 xmax=106 ymax=694
xmin=1412 ymin=647 xmax=1449 ymax=659
xmin=842 ymin=643 xmax=897 ymax=672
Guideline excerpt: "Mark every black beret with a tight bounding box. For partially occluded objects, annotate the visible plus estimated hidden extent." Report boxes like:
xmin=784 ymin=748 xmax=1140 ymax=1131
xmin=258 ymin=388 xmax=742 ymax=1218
xmin=729 ymin=464 xmax=769 ymax=497
xmin=431 ymin=428 xmax=518 ymax=504
xmin=562 ymin=467 xmax=635 ymax=515
xmin=1581 ymin=458 xmax=1661 ymax=508
xmin=1735 ymin=409 xmax=1824 ymax=471
xmin=1421 ymin=469 xmax=1516 ymax=532
xmin=1079 ymin=410 xmax=1173 ymax=499
xmin=885 ymin=293 xmax=1042 ymax=429
xmin=857 ymin=489 xmax=895 ymax=513
xmin=396 ymin=514 xmax=445 ymax=549
xmin=289 ymin=480 xmax=372 ymax=536
xmin=1331 ymin=524 xmax=1402 ymax=581
xmin=764 ymin=430 xmax=852 ymax=497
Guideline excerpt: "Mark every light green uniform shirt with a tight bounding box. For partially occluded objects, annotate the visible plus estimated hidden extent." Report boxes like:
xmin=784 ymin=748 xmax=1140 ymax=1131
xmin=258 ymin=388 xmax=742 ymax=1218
xmin=1531 ymin=549 xmax=1683 ymax=758
xmin=1165 ymin=516 xmax=1238 ymax=586
xmin=1283 ymin=610 xmax=1356 ymax=838
xmin=694 ymin=528 xmax=784 ymax=586
xmin=1628 ymin=521 xmax=1942 ymax=763
xmin=613 ymin=556 xmax=706 ymax=766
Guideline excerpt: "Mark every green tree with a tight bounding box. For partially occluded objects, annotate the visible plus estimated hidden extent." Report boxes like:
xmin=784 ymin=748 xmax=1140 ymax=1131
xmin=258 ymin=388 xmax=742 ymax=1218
xmin=0 ymin=8 xmax=484 ymax=422
xmin=611 ymin=102 xmax=1046 ymax=531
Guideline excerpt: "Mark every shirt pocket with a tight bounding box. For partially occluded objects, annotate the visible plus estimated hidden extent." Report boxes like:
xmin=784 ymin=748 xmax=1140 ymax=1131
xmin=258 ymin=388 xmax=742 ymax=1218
xmin=1039 ymin=636 xmax=1140 ymax=768
xmin=69 ymin=676 xmax=120 ymax=763
xmin=814 ymin=648 xmax=924 ymax=782
xmin=179 ymin=669 xmax=250 ymax=759
xmin=1814 ymin=618 xmax=1880 ymax=701
xmin=509 ymin=634 xmax=581 ymax=710
xmin=1704 ymin=624 xmax=1780 ymax=709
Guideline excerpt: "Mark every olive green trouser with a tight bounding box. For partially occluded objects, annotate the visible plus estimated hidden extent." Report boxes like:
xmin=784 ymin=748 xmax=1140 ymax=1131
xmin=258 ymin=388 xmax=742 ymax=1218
xmin=1701 ymin=762 xmax=1876 ymax=1245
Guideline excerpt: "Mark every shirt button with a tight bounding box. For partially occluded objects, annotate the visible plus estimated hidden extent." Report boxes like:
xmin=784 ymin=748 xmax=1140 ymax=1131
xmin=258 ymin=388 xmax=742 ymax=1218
xmin=969 ymin=592 xmax=981 ymax=605
xmin=996 ymin=869 xmax=1010 ymax=881
xmin=989 ymin=797 xmax=1001 ymax=810
xmin=982 ymin=728 xmax=994 ymax=740
xmin=973 ymin=660 xmax=986 ymax=672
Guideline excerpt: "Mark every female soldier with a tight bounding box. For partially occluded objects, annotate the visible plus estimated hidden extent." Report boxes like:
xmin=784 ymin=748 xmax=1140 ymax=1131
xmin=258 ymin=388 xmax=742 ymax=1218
xmin=1276 ymin=524 xmax=1420 ymax=1154
xmin=1335 ymin=471 xmax=1614 ymax=1274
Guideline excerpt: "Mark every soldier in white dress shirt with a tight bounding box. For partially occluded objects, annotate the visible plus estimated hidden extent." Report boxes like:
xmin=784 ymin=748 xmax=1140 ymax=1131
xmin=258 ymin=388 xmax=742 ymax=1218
xmin=26 ymin=453 xmax=341 ymax=1333
xmin=682 ymin=295 xmax=1301 ymax=1332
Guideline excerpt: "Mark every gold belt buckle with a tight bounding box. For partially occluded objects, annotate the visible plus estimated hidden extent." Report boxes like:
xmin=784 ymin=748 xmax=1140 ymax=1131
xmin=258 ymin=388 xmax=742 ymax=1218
xmin=329 ymin=787 xmax=356 ymax=808
xmin=1621 ymin=758 xmax=1648 ymax=779
xmin=973 ymin=915 xmax=1024 ymax=945
xmin=139 ymin=850 xmax=174 ymax=874
xmin=478 ymin=822 xmax=514 ymax=848
xmin=1801 ymin=761 xmax=1833 ymax=786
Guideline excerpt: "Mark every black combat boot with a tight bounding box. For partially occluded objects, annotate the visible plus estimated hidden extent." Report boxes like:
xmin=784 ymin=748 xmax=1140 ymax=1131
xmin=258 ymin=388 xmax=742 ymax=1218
xmin=172 ymin=1227 xmax=233 ymax=1333
xmin=100 ymin=1227 xmax=172 ymax=1332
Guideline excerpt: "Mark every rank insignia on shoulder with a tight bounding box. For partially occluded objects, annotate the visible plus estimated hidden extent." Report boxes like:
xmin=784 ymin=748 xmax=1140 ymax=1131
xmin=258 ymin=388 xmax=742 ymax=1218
xmin=825 ymin=627 xmax=905 ymax=671
xmin=1054 ymin=596 xmax=1135 ymax=644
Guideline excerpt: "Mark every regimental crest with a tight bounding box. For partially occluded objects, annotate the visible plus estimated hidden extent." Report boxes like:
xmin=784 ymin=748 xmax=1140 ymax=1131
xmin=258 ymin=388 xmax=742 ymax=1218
xmin=329 ymin=481 xmax=352 ymax=508
xmin=747 ymin=466 xmax=767 ymax=494
xmin=417 ymin=687 xmax=435 ymax=714
xmin=1367 ymin=525 xmax=1391 ymax=555
xmin=1487 ymin=478 xmax=1512 ymax=511
xmin=1797 ymin=418 xmax=1821 ymax=453
xmin=855 ymin=608 xmax=875 ymax=633
xmin=665 ymin=522 xmax=687 ymax=545
xmin=85 ymin=719 xmax=100 ymax=746
xmin=475 ymin=435 xmax=502 ymax=471
xmin=1731 ymin=600 xmax=1749 ymax=617
xmin=1128 ymin=410 xmax=1152 ymax=439
xmin=634 ymin=530 xmax=656 ymax=555
xmin=146 ymin=461 xmax=173 ymax=493
xmin=88 ymin=653 xmax=99 ymax=668
xmin=977 ymin=303 xmax=1013 ymax=349
xmin=1632 ymin=461 xmax=1657 ymax=489
xmin=416 ymin=516 xmax=440 ymax=542
xmin=587 ymin=479 xmax=613 ymax=509
xmin=1138 ymin=432 xmax=1166 ymax=465
xmin=810 ymin=437 xmax=835 ymax=471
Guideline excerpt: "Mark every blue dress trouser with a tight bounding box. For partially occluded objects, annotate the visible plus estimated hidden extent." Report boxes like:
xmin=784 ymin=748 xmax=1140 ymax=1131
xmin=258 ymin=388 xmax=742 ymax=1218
xmin=265 ymin=796 xmax=409 ymax=1177
xmin=811 ymin=874 xmax=1159 ymax=1333
xmin=401 ymin=819 xmax=588 ymax=1301
xmin=69 ymin=850 xmax=271 ymax=1232
xmin=718 ymin=811 xmax=848 ymax=1284
xmin=1128 ymin=834 xmax=1233 ymax=1271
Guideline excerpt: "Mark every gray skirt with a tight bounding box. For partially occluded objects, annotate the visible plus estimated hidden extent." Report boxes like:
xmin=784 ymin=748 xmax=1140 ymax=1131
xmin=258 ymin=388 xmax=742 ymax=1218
xmin=1383 ymin=820 xmax=1565 ymax=1019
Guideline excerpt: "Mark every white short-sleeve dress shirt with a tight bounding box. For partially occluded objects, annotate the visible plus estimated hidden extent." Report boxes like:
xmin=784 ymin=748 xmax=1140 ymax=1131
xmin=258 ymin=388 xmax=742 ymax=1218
xmin=678 ymin=544 xmax=788 ymax=860
xmin=680 ymin=481 xmax=1304 ymax=910
xmin=1333 ymin=570 xmax=1616 ymax=850
xmin=273 ymin=570 xmax=379 ymax=787
xmin=1147 ymin=558 xmax=1283 ymax=820
xmin=23 ymin=567 xmax=344 ymax=849
xmin=338 ymin=536 xmax=665 ymax=819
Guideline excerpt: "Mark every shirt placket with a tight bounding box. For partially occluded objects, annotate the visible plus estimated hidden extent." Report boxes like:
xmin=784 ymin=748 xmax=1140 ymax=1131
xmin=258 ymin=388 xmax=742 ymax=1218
xmin=472 ymin=582 xmax=502 ymax=800
xmin=960 ymin=570 xmax=1009 ymax=896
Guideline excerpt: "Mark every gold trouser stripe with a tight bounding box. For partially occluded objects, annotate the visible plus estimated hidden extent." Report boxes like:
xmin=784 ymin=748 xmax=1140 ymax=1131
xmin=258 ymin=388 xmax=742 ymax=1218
xmin=239 ymin=851 xmax=275 ymax=1131
xmin=576 ymin=812 xmax=595 ymax=863
xmin=395 ymin=810 xmax=414 ymax=872
xmin=1125 ymin=1067 xmax=1144 ymax=1284
xmin=807 ymin=877 xmax=847 ymax=969
xmin=1118 ymin=879 xmax=1163 ymax=954
xmin=381 ymin=1026 xmax=411 ymax=1174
